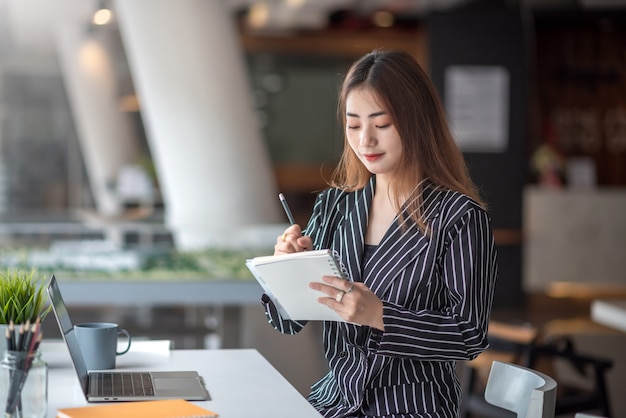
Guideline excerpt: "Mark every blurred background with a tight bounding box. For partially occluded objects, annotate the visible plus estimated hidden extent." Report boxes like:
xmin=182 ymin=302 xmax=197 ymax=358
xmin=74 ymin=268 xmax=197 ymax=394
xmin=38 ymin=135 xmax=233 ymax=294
xmin=0 ymin=0 xmax=625 ymax=416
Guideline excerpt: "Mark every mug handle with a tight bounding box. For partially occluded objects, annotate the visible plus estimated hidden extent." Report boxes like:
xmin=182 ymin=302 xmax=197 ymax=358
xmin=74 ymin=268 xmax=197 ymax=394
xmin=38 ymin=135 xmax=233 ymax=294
xmin=116 ymin=328 xmax=132 ymax=355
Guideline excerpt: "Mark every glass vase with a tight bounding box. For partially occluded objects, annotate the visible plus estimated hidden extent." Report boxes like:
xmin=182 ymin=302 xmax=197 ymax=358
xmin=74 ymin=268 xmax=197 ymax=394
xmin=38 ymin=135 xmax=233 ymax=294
xmin=0 ymin=349 xmax=48 ymax=418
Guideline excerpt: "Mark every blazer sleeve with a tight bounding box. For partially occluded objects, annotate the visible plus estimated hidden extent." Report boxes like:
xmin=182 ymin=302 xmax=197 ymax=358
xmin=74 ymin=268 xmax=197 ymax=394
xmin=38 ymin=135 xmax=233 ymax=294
xmin=261 ymin=191 xmax=335 ymax=335
xmin=367 ymin=206 xmax=498 ymax=361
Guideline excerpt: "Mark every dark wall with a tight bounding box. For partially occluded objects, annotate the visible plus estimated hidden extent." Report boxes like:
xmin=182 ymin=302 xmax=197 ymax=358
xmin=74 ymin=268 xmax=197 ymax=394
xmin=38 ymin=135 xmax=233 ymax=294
xmin=428 ymin=2 xmax=530 ymax=307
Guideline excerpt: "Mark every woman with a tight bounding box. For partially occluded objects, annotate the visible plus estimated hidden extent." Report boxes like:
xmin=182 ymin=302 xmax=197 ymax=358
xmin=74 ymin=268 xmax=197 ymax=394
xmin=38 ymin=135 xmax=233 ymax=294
xmin=263 ymin=49 xmax=498 ymax=417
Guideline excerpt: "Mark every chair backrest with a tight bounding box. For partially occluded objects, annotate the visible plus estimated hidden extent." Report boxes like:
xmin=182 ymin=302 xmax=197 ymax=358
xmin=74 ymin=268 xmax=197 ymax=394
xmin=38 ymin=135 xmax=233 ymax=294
xmin=485 ymin=360 xmax=558 ymax=418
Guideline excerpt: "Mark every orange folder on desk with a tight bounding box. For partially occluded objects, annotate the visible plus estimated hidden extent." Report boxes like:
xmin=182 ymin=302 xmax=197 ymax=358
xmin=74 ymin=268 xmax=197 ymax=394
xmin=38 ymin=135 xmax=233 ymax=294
xmin=57 ymin=399 xmax=218 ymax=418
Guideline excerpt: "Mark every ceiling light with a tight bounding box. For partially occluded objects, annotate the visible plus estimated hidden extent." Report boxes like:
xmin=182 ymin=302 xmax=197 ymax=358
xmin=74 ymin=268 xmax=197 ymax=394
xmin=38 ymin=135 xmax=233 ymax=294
xmin=372 ymin=11 xmax=394 ymax=28
xmin=93 ymin=1 xmax=113 ymax=26
xmin=247 ymin=3 xmax=269 ymax=29
xmin=286 ymin=0 xmax=306 ymax=8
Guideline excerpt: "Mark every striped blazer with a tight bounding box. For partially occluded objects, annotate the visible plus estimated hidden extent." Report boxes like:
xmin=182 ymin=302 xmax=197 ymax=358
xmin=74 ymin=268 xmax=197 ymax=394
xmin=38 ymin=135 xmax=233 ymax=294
xmin=263 ymin=177 xmax=498 ymax=418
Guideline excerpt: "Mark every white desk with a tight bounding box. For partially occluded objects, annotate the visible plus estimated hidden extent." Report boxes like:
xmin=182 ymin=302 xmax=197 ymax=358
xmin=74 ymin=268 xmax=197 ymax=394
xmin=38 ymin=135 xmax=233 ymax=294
xmin=42 ymin=341 xmax=321 ymax=418
xmin=591 ymin=299 xmax=626 ymax=333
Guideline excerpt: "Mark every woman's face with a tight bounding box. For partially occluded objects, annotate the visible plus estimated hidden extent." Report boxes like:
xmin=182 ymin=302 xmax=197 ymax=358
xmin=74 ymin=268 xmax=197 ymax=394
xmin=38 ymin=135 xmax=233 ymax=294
xmin=345 ymin=88 xmax=403 ymax=181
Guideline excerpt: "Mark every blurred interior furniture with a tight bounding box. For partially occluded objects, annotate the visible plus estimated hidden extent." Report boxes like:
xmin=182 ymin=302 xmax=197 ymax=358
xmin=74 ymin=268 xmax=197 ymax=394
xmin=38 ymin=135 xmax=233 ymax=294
xmin=523 ymin=188 xmax=626 ymax=295
xmin=484 ymin=360 xmax=557 ymax=418
xmin=574 ymin=414 xmax=608 ymax=418
xmin=460 ymin=321 xmax=613 ymax=417
xmin=591 ymin=299 xmax=626 ymax=333
xmin=44 ymin=279 xmax=263 ymax=349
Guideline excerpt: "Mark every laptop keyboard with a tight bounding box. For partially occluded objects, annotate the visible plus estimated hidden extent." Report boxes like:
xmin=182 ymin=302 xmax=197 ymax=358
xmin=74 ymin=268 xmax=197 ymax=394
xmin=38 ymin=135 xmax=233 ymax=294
xmin=90 ymin=372 xmax=155 ymax=397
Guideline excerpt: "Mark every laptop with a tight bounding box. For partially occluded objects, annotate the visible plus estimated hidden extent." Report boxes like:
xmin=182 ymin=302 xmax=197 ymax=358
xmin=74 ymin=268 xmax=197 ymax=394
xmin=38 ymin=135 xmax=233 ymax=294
xmin=47 ymin=275 xmax=210 ymax=402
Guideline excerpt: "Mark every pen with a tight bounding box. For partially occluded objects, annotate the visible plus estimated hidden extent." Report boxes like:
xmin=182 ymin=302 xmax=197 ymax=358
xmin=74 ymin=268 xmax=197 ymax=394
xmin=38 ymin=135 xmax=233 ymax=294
xmin=15 ymin=323 xmax=24 ymax=352
xmin=278 ymin=193 xmax=296 ymax=225
xmin=5 ymin=322 xmax=13 ymax=351
xmin=19 ymin=320 xmax=30 ymax=352
xmin=26 ymin=319 xmax=40 ymax=353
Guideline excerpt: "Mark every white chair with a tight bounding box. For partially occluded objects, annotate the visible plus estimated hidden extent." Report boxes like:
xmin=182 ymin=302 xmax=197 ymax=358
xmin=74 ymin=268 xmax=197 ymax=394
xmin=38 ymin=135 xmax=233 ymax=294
xmin=484 ymin=360 xmax=557 ymax=418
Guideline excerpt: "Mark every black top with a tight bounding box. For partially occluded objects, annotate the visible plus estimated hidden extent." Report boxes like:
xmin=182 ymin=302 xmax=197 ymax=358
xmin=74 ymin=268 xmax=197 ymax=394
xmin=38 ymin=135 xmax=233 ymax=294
xmin=362 ymin=244 xmax=377 ymax=265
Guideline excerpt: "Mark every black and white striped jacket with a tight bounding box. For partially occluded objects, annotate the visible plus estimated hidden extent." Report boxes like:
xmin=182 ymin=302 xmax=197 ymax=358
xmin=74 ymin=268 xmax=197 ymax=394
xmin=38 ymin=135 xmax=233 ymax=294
xmin=263 ymin=177 xmax=498 ymax=418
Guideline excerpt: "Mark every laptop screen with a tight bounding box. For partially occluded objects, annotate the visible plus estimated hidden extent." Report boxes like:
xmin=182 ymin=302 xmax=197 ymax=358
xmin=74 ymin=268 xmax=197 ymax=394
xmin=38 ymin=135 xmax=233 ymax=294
xmin=47 ymin=275 xmax=90 ymax=397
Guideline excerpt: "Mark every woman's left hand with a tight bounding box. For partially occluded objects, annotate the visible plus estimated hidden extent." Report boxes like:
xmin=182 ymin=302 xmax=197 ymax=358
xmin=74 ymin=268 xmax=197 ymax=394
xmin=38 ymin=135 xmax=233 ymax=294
xmin=310 ymin=276 xmax=384 ymax=330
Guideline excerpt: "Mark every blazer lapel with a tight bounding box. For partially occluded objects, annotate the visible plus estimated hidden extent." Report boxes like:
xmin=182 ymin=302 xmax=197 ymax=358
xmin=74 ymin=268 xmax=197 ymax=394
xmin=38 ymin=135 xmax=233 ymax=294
xmin=334 ymin=177 xmax=375 ymax=284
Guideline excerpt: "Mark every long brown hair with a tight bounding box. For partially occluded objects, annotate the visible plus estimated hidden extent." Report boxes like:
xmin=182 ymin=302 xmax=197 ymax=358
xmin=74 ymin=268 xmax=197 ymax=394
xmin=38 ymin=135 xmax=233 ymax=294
xmin=330 ymin=50 xmax=485 ymax=226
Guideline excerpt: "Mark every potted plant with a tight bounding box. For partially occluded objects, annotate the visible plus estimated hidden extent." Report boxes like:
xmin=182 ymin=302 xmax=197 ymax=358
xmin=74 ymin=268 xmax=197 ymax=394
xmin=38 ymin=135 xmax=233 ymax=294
xmin=0 ymin=268 xmax=50 ymax=351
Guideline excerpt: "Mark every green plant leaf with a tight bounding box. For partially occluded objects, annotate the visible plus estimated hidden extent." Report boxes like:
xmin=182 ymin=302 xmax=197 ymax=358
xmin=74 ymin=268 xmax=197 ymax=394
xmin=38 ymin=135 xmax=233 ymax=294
xmin=0 ymin=268 xmax=50 ymax=325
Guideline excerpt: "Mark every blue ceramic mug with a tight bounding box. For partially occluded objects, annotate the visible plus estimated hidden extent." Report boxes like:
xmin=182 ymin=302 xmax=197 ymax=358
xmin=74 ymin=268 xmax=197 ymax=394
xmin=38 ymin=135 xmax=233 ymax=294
xmin=74 ymin=322 xmax=132 ymax=370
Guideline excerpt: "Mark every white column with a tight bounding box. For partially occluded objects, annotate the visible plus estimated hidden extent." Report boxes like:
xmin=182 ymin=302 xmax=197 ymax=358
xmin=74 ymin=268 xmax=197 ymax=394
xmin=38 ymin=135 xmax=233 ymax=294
xmin=56 ymin=26 xmax=140 ymax=216
xmin=114 ymin=0 xmax=282 ymax=249
xmin=0 ymin=69 xmax=6 ymax=214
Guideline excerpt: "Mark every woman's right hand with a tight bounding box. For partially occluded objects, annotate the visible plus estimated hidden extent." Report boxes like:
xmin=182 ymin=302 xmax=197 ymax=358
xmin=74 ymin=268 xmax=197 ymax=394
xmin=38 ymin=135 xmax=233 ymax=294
xmin=275 ymin=224 xmax=312 ymax=255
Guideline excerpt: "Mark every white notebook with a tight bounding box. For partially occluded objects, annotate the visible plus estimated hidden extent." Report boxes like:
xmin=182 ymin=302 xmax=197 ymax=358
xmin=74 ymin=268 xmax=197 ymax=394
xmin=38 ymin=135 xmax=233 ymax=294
xmin=246 ymin=249 xmax=351 ymax=321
